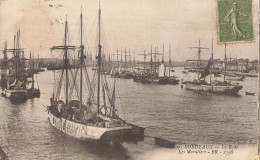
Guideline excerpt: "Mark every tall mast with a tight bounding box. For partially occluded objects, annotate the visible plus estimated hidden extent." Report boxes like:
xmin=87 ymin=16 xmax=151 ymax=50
xmin=16 ymin=30 xmax=21 ymax=80
xmin=80 ymin=7 xmax=84 ymax=109
xmin=197 ymin=40 xmax=200 ymax=79
xmin=16 ymin=31 xmax=19 ymax=79
xmin=50 ymin=17 xmax=76 ymax=104
xmin=190 ymin=39 xmax=208 ymax=79
xmin=154 ymin=47 xmax=157 ymax=73
xmin=120 ymin=48 xmax=122 ymax=70
xmin=169 ymin=44 xmax=171 ymax=77
xmin=116 ymin=49 xmax=119 ymax=68
xmin=229 ymin=52 xmax=231 ymax=70
xmin=150 ymin=45 xmax=153 ymax=73
xmin=133 ymin=49 xmax=135 ymax=67
xmin=124 ymin=48 xmax=127 ymax=69
xmin=31 ymin=51 xmax=35 ymax=89
xmin=129 ymin=48 xmax=131 ymax=69
xmin=97 ymin=2 xmax=102 ymax=119
xmin=210 ymin=39 xmax=213 ymax=84
xmin=14 ymin=35 xmax=17 ymax=79
xmin=224 ymin=44 xmax=227 ymax=81
xmin=64 ymin=16 xmax=69 ymax=106
xmin=162 ymin=44 xmax=164 ymax=63
xmin=144 ymin=50 xmax=146 ymax=67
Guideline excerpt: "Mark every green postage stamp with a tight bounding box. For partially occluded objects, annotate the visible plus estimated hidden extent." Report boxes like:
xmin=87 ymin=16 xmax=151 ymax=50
xmin=217 ymin=0 xmax=254 ymax=43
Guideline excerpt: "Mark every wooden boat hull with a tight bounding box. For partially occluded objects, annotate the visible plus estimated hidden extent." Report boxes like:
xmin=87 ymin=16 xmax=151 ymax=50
xmin=245 ymin=92 xmax=255 ymax=95
xmin=4 ymin=88 xmax=27 ymax=101
xmin=158 ymin=77 xmax=180 ymax=85
xmin=48 ymin=112 xmax=144 ymax=142
xmin=141 ymin=78 xmax=160 ymax=84
xmin=183 ymin=83 xmax=243 ymax=95
xmin=225 ymin=76 xmax=245 ymax=81
xmin=27 ymin=88 xmax=40 ymax=98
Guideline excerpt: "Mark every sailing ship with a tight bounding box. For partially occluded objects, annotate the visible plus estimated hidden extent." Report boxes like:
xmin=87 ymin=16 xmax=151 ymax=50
xmin=2 ymin=31 xmax=41 ymax=101
xmin=181 ymin=40 xmax=243 ymax=95
xmin=3 ymin=30 xmax=28 ymax=101
xmin=137 ymin=46 xmax=162 ymax=84
xmin=134 ymin=45 xmax=179 ymax=84
xmin=113 ymin=48 xmax=134 ymax=79
xmin=224 ymin=52 xmax=246 ymax=81
xmin=47 ymin=5 xmax=145 ymax=143
xmin=157 ymin=45 xmax=179 ymax=85
xmin=27 ymin=52 xmax=40 ymax=98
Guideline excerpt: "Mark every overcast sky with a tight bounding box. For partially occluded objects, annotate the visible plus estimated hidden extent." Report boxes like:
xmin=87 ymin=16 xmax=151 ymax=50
xmin=0 ymin=0 xmax=259 ymax=61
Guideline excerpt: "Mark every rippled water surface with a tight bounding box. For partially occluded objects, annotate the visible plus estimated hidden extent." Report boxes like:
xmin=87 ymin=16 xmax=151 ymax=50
xmin=0 ymin=67 xmax=258 ymax=159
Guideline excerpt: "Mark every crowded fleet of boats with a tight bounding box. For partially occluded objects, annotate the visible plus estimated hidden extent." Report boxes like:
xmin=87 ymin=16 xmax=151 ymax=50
xmin=0 ymin=3 xmax=258 ymax=144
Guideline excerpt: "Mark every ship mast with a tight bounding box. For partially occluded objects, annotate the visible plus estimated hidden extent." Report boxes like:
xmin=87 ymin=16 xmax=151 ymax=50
xmin=190 ymin=40 xmax=209 ymax=79
xmin=97 ymin=2 xmax=102 ymax=121
xmin=5 ymin=32 xmax=25 ymax=81
xmin=64 ymin=17 xmax=69 ymax=105
xmin=50 ymin=16 xmax=76 ymax=106
xmin=14 ymin=35 xmax=17 ymax=79
xmin=80 ymin=7 xmax=84 ymax=109
xmin=30 ymin=51 xmax=35 ymax=89
xmin=169 ymin=44 xmax=171 ymax=77
xmin=133 ymin=49 xmax=135 ymax=67
xmin=162 ymin=44 xmax=164 ymax=63
xmin=120 ymin=48 xmax=122 ymax=70
xmin=16 ymin=31 xmax=20 ymax=80
xmin=124 ymin=48 xmax=127 ymax=69
xmin=150 ymin=45 xmax=153 ymax=74
xmin=210 ymin=39 xmax=213 ymax=84
xmin=143 ymin=50 xmax=146 ymax=67
xmin=154 ymin=47 xmax=157 ymax=73
xmin=224 ymin=44 xmax=227 ymax=81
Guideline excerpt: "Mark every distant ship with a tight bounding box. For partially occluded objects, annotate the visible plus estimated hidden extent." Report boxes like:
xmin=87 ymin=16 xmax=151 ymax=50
xmin=3 ymin=31 xmax=40 ymax=102
xmin=224 ymin=52 xmax=246 ymax=81
xmin=182 ymin=40 xmax=243 ymax=95
xmin=27 ymin=51 xmax=40 ymax=98
xmin=47 ymin=5 xmax=145 ymax=143
xmin=4 ymin=30 xmax=28 ymax=101
xmin=156 ymin=45 xmax=179 ymax=85
xmin=134 ymin=45 xmax=179 ymax=84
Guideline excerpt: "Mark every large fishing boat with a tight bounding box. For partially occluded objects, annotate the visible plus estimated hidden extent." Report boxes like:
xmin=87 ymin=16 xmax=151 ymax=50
xmin=181 ymin=40 xmax=243 ymax=95
xmin=47 ymin=5 xmax=145 ymax=143
xmin=4 ymin=30 xmax=28 ymax=101
xmin=3 ymin=31 xmax=41 ymax=101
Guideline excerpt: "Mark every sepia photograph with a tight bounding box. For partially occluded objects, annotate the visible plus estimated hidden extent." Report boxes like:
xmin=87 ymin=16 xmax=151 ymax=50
xmin=0 ymin=0 xmax=259 ymax=159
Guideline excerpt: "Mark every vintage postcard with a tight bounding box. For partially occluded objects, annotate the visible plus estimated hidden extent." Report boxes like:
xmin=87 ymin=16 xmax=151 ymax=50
xmin=0 ymin=0 xmax=259 ymax=160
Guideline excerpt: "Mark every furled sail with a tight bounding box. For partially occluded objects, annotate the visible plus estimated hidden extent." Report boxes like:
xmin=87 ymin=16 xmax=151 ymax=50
xmin=199 ymin=58 xmax=212 ymax=79
xmin=158 ymin=64 xmax=165 ymax=78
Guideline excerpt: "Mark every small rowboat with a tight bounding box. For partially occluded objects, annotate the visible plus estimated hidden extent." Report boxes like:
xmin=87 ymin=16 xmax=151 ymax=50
xmin=245 ymin=92 xmax=255 ymax=96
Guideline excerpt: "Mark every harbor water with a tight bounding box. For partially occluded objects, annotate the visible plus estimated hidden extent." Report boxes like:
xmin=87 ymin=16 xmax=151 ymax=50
xmin=0 ymin=67 xmax=258 ymax=160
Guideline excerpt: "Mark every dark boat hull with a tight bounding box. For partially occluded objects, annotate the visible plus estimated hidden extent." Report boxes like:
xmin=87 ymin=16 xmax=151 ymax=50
xmin=245 ymin=92 xmax=255 ymax=96
xmin=4 ymin=88 xmax=28 ymax=103
xmin=27 ymin=88 xmax=40 ymax=98
xmin=183 ymin=83 xmax=243 ymax=95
